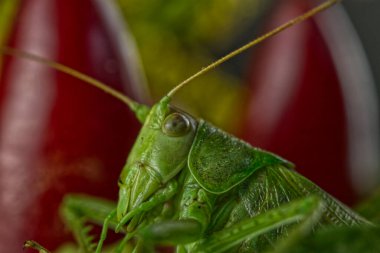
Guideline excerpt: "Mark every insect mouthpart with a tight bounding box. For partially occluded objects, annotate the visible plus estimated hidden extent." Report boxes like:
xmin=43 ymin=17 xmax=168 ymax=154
xmin=116 ymin=176 xmax=178 ymax=233
xmin=116 ymin=162 xmax=162 ymax=220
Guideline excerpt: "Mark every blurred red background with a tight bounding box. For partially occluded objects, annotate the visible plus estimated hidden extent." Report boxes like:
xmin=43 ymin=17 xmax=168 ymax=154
xmin=0 ymin=0 xmax=145 ymax=252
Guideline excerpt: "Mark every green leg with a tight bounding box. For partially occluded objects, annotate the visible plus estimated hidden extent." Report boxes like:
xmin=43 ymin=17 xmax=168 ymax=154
xmin=60 ymin=194 xmax=118 ymax=253
xmin=138 ymin=219 xmax=203 ymax=245
xmin=114 ymin=229 xmax=139 ymax=253
xmin=24 ymin=195 xmax=119 ymax=253
xmin=95 ymin=210 xmax=116 ymax=253
xmin=191 ymin=196 xmax=324 ymax=253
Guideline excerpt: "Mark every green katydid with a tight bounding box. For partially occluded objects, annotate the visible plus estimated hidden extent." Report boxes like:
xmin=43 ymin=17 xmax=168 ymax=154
xmin=4 ymin=0 xmax=377 ymax=252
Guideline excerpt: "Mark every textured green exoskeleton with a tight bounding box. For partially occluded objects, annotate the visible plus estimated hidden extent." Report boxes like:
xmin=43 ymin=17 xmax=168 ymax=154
xmin=16 ymin=0 xmax=377 ymax=252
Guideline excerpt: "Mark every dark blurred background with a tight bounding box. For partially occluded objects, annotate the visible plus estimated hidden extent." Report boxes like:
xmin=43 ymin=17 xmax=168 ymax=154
xmin=344 ymin=0 xmax=380 ymax=93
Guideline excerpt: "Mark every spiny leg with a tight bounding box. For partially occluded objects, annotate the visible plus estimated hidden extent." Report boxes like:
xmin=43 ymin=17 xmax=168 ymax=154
xmin=22 ymin=195 xmax=118 ymax=253
xmin=191 ymin=196 xmax=324 ymax=253
xmin=23 ymin=240 xmax=51 ymax=253
xmin=60 ymin=194 xmax=119 ymax=253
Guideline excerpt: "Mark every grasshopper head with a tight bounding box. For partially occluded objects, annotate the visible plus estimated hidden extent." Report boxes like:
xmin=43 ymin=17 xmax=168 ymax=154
xmin=116 ymin=96 xmax=197 ymax=223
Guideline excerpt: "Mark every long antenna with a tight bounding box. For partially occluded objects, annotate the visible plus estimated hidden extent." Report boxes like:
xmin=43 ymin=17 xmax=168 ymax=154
xmin=167 ymin=0 xmax=341 ymax=98
xmin=0 ymin=47 xmax=144 ymax=113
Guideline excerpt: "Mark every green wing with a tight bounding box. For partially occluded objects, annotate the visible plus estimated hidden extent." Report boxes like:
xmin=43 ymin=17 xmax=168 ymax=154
xmin=225 ymin=166 xmax=371 ymax=252
xmin=240 ymin=166 xmax=369 ymax=226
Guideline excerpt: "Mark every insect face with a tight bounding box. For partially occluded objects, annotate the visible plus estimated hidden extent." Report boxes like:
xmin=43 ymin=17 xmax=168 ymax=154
xmin=116 ymin=96 xmax=197 ymax=221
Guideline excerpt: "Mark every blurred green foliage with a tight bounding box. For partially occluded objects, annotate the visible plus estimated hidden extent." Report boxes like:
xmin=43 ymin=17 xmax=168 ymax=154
xmin=285 ymin=225 xmax=380 ymax=253
xmin=0 ymin=0 xmax=19 ymax=72
xmin=285 ymin=189 xmax=380 ymax=253
xmin=116 ymin=0 xmax=264 ymax=133
xmin=356 ymin=188 xmax=380 ymax=224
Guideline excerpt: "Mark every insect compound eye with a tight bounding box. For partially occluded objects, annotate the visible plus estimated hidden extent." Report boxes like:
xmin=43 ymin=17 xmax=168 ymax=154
xmin=162 ymin=112 xmax=191 ymax=137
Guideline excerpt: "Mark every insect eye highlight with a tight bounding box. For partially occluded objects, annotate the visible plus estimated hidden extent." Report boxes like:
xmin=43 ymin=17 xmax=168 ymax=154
xmin=162 ymin=113 xmax=191 ymax=137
